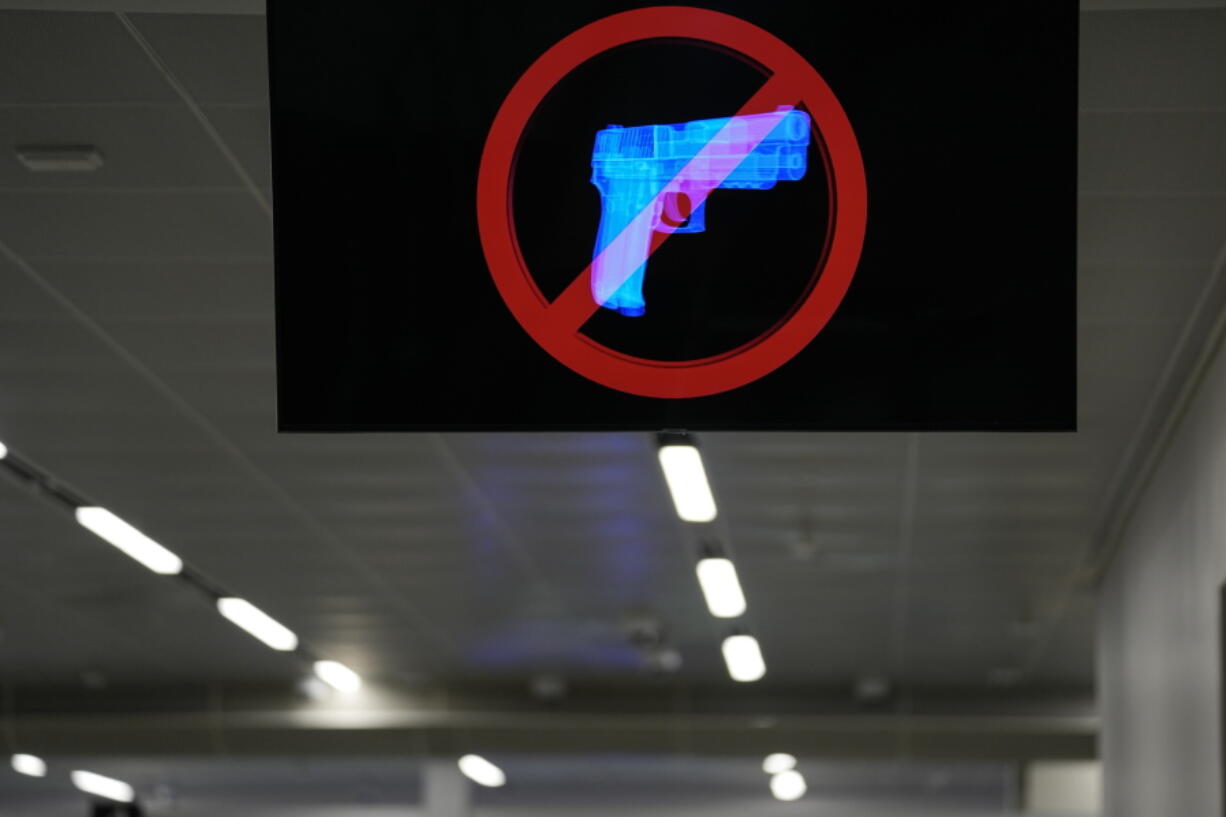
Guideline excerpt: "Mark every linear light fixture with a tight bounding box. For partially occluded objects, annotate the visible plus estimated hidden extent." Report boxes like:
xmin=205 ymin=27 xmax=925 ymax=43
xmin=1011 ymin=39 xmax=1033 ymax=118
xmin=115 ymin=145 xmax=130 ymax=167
xmin=314 ymin=660 xmax=362 ymax=692
xmin=0 ymin=440 xmax=8 ymax=460
xmin=457 ymin=754 xmax=506 ymax=788
xmin=721 ymin=633 xmax=766 ymax=682
xmin=11 ymin=754 xmax=46 ymax=777
xmin=74 ymin=507 xmax=183 ymax=575
xmin=696 ymin=557 xmax=746 ymax=618
xmin=762 ymin=753 xmax=796 ymax=775
xmin=770 ymin=769 xmax=807 ymax=801
xmin=217 ymin=597 xmax=299 ymax=651
xmin=16 ymin=145 xmax=104 ymax=173
xmin=657 ymin=435 xmax=717 ymax=522
xmin=71 ymin=770 xmax=134 ymax=803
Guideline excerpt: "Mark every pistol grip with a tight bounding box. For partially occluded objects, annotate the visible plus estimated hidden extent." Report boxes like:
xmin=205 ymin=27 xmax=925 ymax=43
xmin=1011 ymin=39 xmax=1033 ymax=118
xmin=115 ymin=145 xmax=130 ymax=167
xmin=591 ymin=194 xmax=652 ymax=317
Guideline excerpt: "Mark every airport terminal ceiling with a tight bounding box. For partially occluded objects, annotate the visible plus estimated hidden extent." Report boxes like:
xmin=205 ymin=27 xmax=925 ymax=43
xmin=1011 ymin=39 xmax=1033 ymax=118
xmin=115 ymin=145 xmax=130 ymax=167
xmin=0 ymin=0 xmax=1223 ymax=812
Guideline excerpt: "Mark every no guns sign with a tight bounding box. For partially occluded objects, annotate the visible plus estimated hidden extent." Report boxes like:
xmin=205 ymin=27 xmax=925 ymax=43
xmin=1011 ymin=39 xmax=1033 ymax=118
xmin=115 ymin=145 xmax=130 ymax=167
xmin=270 ymin=1 xmax=1075 ymax=431
xmin=477 ymin=6 xmax=868 ymax=399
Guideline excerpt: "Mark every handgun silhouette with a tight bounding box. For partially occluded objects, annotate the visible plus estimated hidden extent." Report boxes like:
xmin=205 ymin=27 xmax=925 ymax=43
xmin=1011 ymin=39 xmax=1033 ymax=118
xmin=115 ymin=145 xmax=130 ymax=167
xmin=589 ymin=107 xmax=811 ymax=316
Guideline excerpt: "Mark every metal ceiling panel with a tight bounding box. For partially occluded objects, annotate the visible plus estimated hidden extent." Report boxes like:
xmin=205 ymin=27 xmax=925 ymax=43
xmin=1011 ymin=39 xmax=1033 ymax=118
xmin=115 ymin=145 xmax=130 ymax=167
xmin=1078 ymin=196 xmax=1226 ymax=265
xmin=0 ymin=10 xmax=177 ymax=104
xmin=0 ymin=191 xmax=271 ymax=258
xmin=200 ymin=104 xmax=271 ymax=186
xmin=127 ymin=12 xmax=269 ymax=105
xmin=1080 ymin=111 xmax=1226 ymax=194
xmin=1080 ymin=9 xmax=1226 ymax=110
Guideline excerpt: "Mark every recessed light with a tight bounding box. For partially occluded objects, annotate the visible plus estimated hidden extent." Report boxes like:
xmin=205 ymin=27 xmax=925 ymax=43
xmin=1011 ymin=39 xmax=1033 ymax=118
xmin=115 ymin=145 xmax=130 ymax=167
xmin=657 ymin=437 xmax=717 ymax=522
xmin=762 ymin=753 xmax=796 ymax=774
xmin=457 ymin=754 xmax=506 ymax=787
xmin=722 ymin=634 xmax=766 ymax=682
xmin=71 ymin=770 xmax=134 ymax=803
xmin=15 ymin=145 xmax=104 ymax=173
xmin=770 ymin=769 xmax=807 ymax=801
xmin=11 ymin=754 xmax=46 ymax=778
xmin=216 ymin=598 xmax=299 ymax=651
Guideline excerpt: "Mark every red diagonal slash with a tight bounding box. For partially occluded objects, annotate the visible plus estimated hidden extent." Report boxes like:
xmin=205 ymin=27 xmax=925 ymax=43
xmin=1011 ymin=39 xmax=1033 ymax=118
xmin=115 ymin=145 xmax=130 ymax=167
xmin=545 ymin=72 xmax=803 ymax=335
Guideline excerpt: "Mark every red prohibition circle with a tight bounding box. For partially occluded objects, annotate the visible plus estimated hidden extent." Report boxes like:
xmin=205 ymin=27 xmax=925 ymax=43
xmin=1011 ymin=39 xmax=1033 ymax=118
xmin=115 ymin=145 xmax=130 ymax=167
xmin=477 ymin=6 xmax=867 ymax=399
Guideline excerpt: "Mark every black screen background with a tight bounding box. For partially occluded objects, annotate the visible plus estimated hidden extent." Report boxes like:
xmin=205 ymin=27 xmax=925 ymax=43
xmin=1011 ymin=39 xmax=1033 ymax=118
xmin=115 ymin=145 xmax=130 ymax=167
xmin=269 ymin=1 xmax=1076 ymax=431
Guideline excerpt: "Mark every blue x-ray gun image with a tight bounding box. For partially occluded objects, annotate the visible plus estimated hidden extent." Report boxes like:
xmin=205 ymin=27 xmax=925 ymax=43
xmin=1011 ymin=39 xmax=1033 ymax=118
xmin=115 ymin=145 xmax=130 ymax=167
xmin=589 ymin=106 xmax=811 ymax=316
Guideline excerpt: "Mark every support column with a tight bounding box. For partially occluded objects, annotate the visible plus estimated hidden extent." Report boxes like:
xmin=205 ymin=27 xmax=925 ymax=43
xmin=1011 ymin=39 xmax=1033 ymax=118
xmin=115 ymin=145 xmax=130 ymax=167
xmin=423 ymin=759 xmax=472 ymax=817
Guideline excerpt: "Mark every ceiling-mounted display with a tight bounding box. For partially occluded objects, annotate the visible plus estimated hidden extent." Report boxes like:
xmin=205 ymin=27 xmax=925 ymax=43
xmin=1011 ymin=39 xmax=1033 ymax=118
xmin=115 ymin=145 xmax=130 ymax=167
xmin=269 ymin=1 xmax=1076 ymax=431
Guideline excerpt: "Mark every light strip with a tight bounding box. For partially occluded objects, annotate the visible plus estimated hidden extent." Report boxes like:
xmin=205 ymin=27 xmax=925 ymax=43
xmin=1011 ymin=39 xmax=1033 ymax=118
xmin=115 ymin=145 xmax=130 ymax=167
xmin=0 ymin=440 xmax=8 ymax=460
xmin=770 ymin=769 xmax=807 ymax=801
xmin=762 ymin=753 xmax=796 ymax=775
xmin=696 ymin=557 xmax=747 ymax=618
xmin=721 ymin=634 xmax=766 ymax=682
xmin=71 ymin=770 xmax=135 ymax=803
xmin=314 ymin=660 xmax=362 ymax=692
xmin=657 ymin=444 xmax=717 ymax=522
xmin=457 ymin=754 xmax=506 ymax=788
xmin=217 ymin=597 xmax=299 ymax=651
xmin=11 ymin=754 xmax=46 ymax=778
xmin=74 ymin=507 xmax=183 ymax=575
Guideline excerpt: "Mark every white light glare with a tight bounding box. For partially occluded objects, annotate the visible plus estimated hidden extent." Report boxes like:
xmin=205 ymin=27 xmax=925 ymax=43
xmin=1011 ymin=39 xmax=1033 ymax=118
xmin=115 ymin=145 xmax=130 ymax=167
xmin=457 ymin=754 xmax=506 ymax=788
xmin=0 ymin=440 xmax=8 ymax=460
xmin=721 ymin=634 xmax=766 ymax=682
xmin=71 ymin=770 xmax=134 ymax=803
xmin=217 ymin=597 xmax=298 ymax=651
xmin=696 ymin=557 xmax=747 ymax=617
xmin=74 ymin=507 xmax=183 ymax=575
xmin=658 ymin=444 xmax=717 ymax=522
xmin=11 ymin=754 xmax=46 ymax=777
xmin=770 ymin=769 xmax=807 ymax=801
xmin=762 ymin=753 xmax=797 ymax=775
xmin=314 ymin=660 xmax=362 ymax=692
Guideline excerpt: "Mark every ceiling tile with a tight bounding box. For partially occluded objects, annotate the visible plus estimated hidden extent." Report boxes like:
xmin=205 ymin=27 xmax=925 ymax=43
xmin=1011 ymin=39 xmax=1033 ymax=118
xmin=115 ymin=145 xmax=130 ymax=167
xmin=1081 ymin=111 xmax=1226 ymax=194
xmin=1078 ymin=194 xmax=1226 ymax=265
xmin=0 ymin=190 xmax=271 ymax=258
xmin=203 ymin=104 xmax=271 ymax=187
xmin=1081 ymin=9 xmax=1226 ymax=110
xmin=129 ymin=12 xmax=269 ymax=105
xmin=0 ymin=11 xmax=177 ymax=104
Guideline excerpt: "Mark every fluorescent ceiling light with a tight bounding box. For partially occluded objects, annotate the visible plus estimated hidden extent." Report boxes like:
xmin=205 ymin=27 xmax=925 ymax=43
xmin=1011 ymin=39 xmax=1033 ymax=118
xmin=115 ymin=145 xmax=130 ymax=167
xmin=11 ymin=754 xmax=46 ymax=777
xmin=314 ymin=660 xmax=362 ymax=692
xmin=457 ymin=754 xmax=506 ymax=788
xmin=696 ymin=557 xmax=746 ymax=617
xmin=71 ymin=770 xmax=134 ymax=803
xmin=657 ymin=444 xmax=717 ymax=522
xmin=770 ymin=769 xmax=807 ymax=801
xmin=721 ymin=634 xmax=766 ymax=682
xmin=74 ymin=507 xmax=183 ymax=575
xmin=762 ymin=753 xmax=796 ymax=775
xmin=217 ymin=598 xmax=298 ymax=651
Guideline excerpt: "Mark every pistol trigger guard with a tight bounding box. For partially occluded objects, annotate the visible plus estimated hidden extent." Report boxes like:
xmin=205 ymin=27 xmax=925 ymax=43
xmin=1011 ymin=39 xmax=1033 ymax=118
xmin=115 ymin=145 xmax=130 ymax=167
xmin=659 ymin=191 xmax=707 ymax=234
xmin=683 ymin=200 xmax=707 ymax=233
xmin=658 ymin=191 xmax=689 ymax=230
xmin=670 ymin=200 xmax=706 ymax=234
